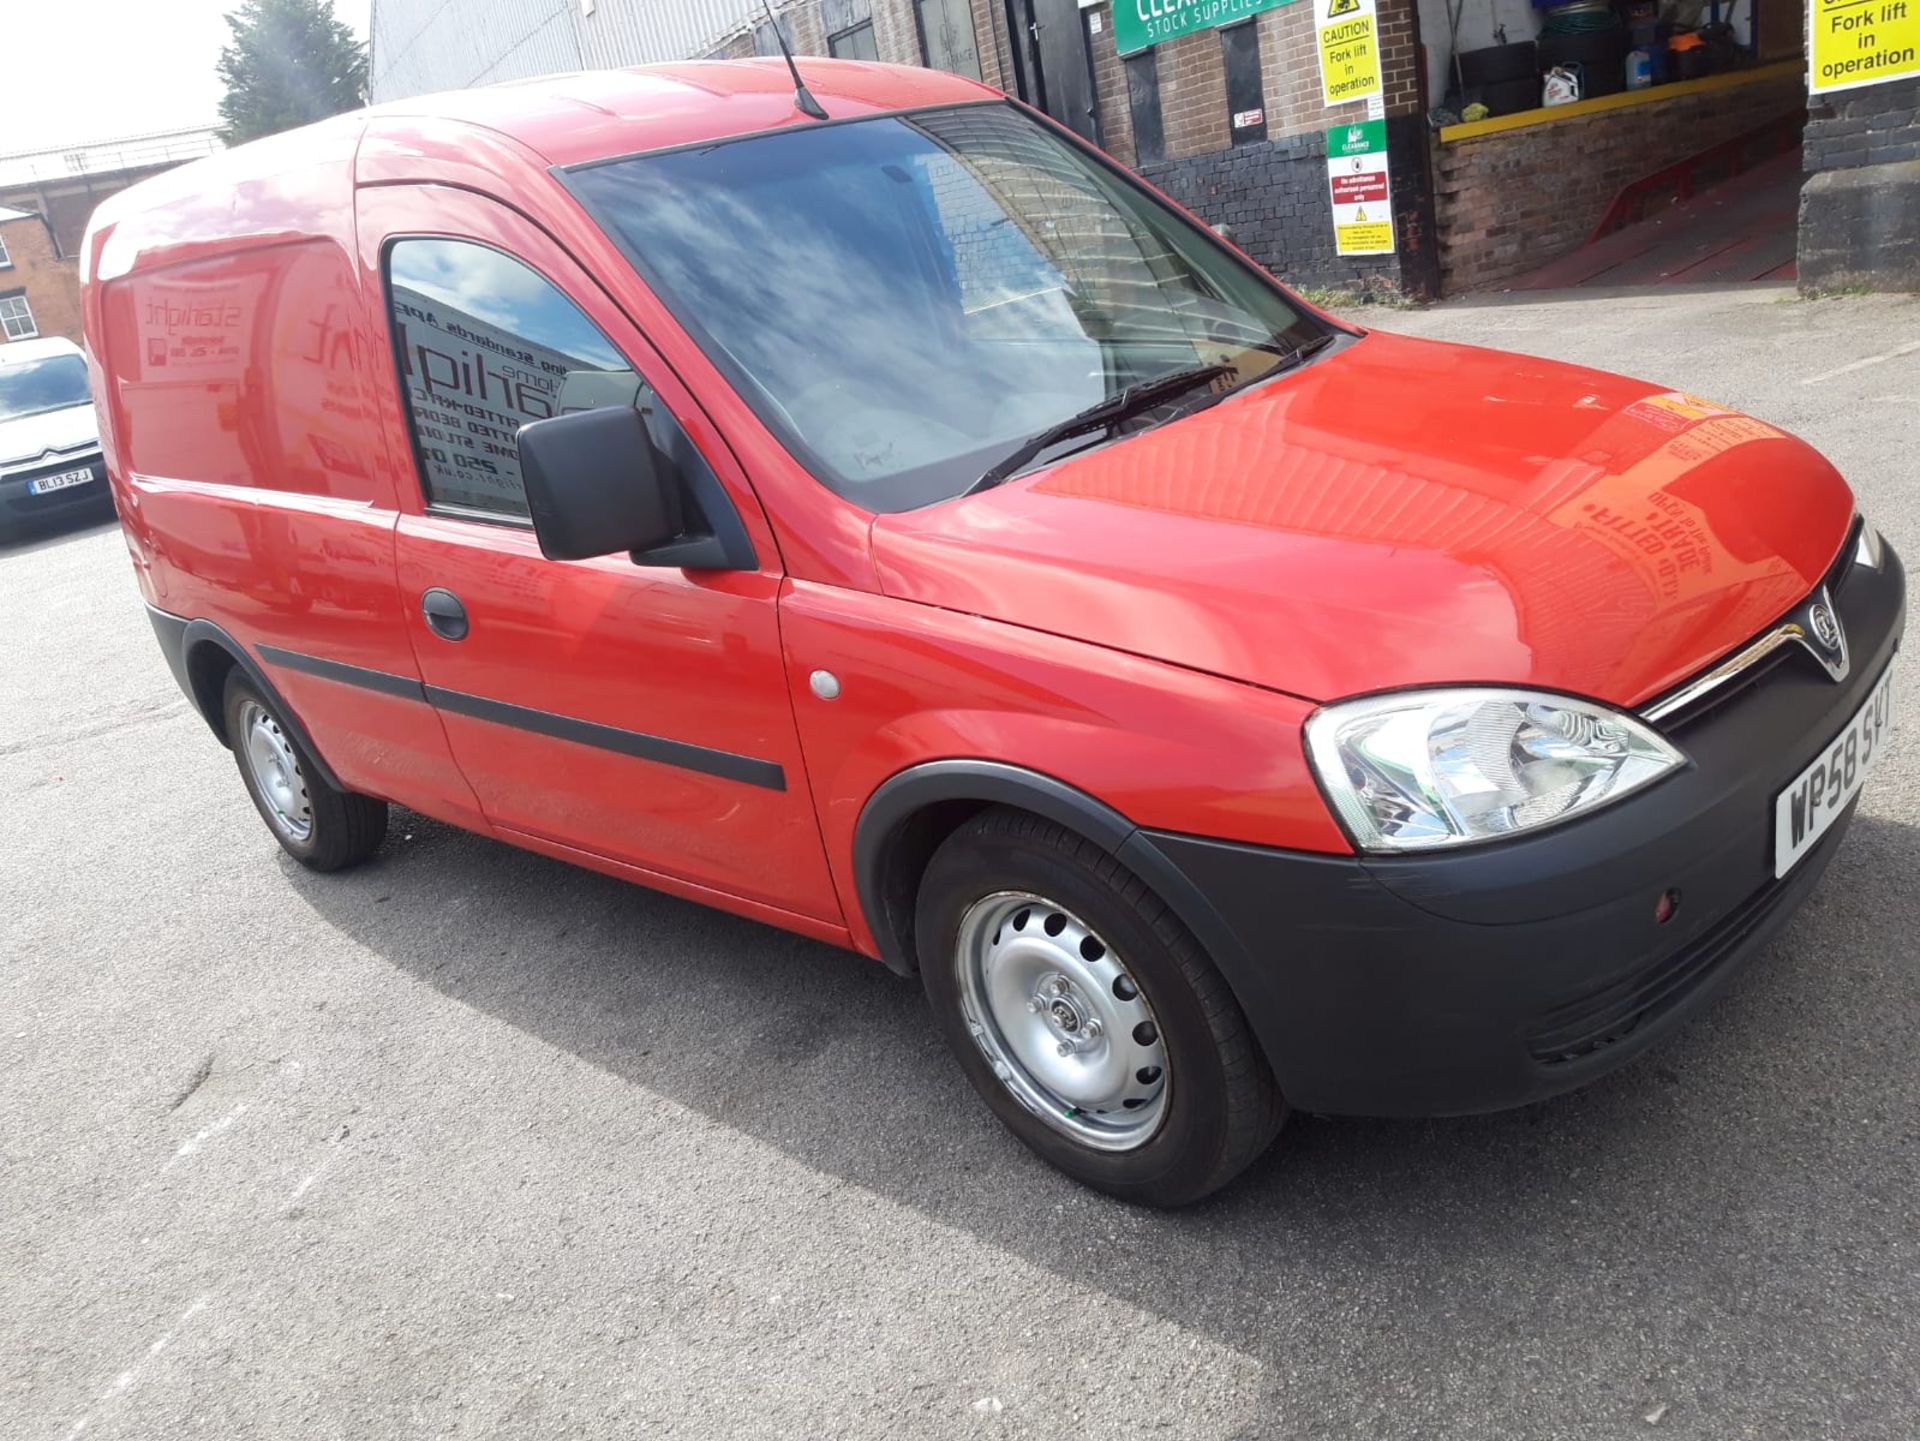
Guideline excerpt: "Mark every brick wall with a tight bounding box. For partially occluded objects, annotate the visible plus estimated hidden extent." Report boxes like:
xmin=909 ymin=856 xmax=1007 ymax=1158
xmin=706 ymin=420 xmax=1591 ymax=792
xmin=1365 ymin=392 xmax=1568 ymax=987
xmin=0 ymin=213 xmax=83 ymax=346
xmin=1432 ymin=70 xmax=1805 ymax=294
xmin=1803 ymin=76 xmax=1920 ymax=170
xmin=863 ymin=0 xmax=917 ymax=63
xmin=721 ymin=0 xmax=1442 ymax=294
xmin=789 ymin=0 xmax=829 ymax=56
xmin=1089 ymin=14 xmax=1139 ymax=165
xmin=1116 ymin=0 xmax=1435 ymax=295
xmin=1158 ymin=28 xmax=1234 ymax=157
xmin=1143 ymin=1 xmax=1426 ymax=158
xmin=1140 ymin=130 xmax=1405 ymax=292
xmin=1251 ymin=0 xmax=1422 ymax=135
xmin=966 ymin=0 xmax=1011 ymax=88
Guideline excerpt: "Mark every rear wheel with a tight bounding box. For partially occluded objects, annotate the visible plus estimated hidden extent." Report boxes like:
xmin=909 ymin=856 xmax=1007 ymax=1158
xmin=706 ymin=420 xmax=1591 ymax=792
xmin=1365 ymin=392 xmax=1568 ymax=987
xmin=917 ymin=807 xmax=1285 ymax=1206
xmin=223 ymin=672 xmax=387 ymax=871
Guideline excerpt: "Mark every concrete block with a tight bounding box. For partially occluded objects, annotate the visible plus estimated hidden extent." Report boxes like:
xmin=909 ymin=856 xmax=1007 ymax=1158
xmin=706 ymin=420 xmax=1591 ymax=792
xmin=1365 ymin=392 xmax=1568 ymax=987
xmin=1799 ymin=157 xmax=1920 ymax=293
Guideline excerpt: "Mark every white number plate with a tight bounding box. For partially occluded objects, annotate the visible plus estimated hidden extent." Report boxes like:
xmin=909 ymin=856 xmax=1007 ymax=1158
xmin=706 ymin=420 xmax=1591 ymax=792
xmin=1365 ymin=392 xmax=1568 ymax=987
xmin=1774 ymin=664 xmax=1896 ymax=878
xmin=29 ymin=465 xmax=95 ymax=495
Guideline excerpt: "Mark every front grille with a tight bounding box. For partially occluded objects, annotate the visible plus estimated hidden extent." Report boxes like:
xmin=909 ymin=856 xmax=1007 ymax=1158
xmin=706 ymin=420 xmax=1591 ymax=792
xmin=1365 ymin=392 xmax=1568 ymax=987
xmin=1526 ymin=873 xmax=1800 ymax=1065
xmin=2 ymin=447 xmax=102 ymax=480
xmin=1649 ymin=518 xmax=1864 ymax=733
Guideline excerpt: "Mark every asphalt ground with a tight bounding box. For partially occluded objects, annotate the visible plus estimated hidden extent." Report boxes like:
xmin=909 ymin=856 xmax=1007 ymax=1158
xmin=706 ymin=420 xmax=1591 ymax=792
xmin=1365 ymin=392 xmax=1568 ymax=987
xmin=3 ymin=285 xmax=1917 ymax=1440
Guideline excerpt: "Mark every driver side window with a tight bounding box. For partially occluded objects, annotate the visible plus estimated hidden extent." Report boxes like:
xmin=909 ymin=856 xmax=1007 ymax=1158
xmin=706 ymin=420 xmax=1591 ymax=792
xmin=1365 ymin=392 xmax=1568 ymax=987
xmin=384 ymin=238 xmax=648 ymax=521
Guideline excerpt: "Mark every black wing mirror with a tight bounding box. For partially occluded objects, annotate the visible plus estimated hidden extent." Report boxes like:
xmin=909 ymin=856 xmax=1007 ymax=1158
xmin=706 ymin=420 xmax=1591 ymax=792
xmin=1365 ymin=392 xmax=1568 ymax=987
xmin=516 ymin=407 xmax=745 ymax=569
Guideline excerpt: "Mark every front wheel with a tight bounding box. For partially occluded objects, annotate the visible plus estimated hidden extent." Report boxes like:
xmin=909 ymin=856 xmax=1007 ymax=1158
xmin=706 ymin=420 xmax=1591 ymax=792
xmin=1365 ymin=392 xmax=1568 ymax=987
xmin=917 ymin=807 xmax=1285 ymax=1206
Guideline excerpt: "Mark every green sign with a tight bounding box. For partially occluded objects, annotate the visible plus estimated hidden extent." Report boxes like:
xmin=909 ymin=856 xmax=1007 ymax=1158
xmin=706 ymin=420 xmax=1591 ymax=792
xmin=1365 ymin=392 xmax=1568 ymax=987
xmin=1111 ymin=0 xmax=1301 ymax=58
xmin=1326 ymin=117 xmax=1385 ymax=158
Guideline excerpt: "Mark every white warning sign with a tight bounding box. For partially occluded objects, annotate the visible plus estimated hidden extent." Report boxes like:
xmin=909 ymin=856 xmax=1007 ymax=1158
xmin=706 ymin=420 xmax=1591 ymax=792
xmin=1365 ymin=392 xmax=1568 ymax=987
xmin=1325 ymin=120 xmax=1395 ymax=256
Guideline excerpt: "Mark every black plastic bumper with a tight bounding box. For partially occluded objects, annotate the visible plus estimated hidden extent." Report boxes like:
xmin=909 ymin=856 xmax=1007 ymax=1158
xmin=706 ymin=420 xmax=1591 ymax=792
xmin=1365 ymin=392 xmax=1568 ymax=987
xmin=1132 ymin=539 xmax=1906 ymax=1118
xmin=0 ymin=452 xmax=111 ymax=528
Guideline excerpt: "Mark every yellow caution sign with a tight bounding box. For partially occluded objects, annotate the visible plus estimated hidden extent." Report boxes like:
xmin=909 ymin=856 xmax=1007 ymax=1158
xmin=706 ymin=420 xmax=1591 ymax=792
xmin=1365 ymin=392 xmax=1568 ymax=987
xmin=1334 ymin=221 xmax=1394 ymax=254
xmin=1316 ymin=0 xmax=1383 ymax=107
xmin=1809 ymin=0 xmax=1920 ymax=94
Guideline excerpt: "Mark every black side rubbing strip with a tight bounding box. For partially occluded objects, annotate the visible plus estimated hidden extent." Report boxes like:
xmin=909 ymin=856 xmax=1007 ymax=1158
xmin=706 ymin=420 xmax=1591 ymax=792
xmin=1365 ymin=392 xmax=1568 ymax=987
xmin=258 ymin=645 xmax=428 ymax=701
xmin=256 ymin=644 xmax=784 ymax=791
xmin=422 ymin=685 xmax=786 ymax=790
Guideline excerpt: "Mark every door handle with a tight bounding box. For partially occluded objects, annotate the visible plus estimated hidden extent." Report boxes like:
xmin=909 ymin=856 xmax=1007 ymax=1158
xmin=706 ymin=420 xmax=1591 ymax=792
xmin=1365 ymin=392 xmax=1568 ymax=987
xmin=421 ymin=587 xmax=469 ymax=641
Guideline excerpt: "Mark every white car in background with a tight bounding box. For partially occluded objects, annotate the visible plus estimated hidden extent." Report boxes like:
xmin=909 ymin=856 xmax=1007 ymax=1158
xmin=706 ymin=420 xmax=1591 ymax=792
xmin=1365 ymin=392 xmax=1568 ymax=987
xmin=0 ymin=337 xmax=110 ymax=540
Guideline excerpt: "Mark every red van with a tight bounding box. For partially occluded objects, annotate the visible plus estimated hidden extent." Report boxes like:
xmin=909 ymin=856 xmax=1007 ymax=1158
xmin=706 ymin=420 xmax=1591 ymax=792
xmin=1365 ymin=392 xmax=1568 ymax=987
xmin=82 ymin=61 xmax=1902 ymax=1205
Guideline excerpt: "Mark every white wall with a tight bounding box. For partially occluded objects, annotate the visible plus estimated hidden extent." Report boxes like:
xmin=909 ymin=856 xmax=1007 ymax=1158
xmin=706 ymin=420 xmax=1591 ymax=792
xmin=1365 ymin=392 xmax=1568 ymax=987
xmin=578 ymin=0 xmax=769 ymax=67
xmin=370 ymin=0 xmax=583 ymax=101
xmin=369 ymin=0 xmax=801 ymax=102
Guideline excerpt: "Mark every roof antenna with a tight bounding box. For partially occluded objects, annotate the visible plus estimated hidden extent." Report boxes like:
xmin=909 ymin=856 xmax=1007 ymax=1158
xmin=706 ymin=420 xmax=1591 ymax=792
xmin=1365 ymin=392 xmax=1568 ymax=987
xmin=759 ymin=0 xmax=828 ymax=120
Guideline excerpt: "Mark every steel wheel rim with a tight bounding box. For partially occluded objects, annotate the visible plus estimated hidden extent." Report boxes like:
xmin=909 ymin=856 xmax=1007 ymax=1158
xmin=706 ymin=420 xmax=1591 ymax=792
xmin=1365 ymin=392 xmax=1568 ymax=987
xmin=239 ymin=700 xmax=312 ymax=843
xmin=954 ymin=891 xmax=1169 ymax=1152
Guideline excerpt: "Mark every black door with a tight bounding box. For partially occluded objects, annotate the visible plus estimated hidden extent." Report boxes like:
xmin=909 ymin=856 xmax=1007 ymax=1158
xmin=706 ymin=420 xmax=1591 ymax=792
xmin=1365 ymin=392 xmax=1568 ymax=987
xmin=1020 ymin=0 xmax=1101 ymax=144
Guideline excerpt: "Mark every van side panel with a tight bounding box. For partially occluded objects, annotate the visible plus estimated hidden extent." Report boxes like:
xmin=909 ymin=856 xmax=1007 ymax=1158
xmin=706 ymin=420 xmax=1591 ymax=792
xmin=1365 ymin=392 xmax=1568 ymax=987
xmin=105 ymin=244 xmax=382 ymax=501
xmin=90 ymin=204 xmax=486 ymax=832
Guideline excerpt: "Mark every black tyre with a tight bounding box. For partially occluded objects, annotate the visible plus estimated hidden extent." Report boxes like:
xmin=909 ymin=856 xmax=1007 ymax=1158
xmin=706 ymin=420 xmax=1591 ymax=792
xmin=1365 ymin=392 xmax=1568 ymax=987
xmin=916 ymin=807 xmax=1285 ymax=1206
xmin=222 ymin=671 xmax=387 ymax=871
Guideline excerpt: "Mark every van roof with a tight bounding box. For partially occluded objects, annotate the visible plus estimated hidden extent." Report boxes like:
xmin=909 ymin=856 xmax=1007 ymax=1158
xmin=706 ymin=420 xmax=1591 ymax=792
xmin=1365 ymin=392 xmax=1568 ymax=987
xmin=366 ymin=59 xmax=997 ymax=168
xmin=87 ymin=60 xmax=996 ymax=262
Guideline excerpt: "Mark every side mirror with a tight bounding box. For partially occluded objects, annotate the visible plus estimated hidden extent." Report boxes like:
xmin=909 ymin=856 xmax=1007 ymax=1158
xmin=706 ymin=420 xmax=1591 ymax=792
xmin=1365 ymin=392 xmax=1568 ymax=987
xmin=517 ymin=407 xmax=682 ymax=563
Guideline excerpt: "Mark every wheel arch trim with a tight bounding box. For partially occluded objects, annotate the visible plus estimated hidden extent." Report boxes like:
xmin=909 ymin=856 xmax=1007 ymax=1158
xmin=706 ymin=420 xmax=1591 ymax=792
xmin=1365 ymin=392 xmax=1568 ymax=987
xmin=851 ymin=761 xmax=1262 ymax=1015
xmin=146 ymin=605 xmax=349 ymax=794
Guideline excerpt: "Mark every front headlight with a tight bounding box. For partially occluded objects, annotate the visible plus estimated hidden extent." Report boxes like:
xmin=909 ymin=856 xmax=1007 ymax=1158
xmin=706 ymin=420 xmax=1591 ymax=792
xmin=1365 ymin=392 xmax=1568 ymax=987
xmin=1304 ymin=688 xmax=1685 ymax=853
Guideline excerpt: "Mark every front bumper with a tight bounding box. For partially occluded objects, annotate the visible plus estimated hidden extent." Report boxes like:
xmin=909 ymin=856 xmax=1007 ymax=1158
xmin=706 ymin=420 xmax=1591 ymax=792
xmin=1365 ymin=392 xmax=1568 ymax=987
xmin=1132 ymin=537 xmax=1906 ymax=1117
xmin=0 ymin=450 xmax=111 ymax=528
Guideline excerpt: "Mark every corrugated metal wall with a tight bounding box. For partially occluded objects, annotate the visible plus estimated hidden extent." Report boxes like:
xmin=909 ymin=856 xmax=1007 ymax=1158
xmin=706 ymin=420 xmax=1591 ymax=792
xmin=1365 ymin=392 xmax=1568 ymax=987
xmin=370 ymin=0 xmax=586 ymax=101
xmin=370 ymin=0 xmax=810 ymax=100
xmin=577 ymin=0 xmax=768 ymax=68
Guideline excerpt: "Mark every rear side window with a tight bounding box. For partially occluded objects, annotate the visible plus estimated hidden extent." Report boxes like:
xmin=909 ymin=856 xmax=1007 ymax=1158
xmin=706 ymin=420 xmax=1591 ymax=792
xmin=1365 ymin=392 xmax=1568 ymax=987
xmin=384 ymin=239 xmax=638 ymax=521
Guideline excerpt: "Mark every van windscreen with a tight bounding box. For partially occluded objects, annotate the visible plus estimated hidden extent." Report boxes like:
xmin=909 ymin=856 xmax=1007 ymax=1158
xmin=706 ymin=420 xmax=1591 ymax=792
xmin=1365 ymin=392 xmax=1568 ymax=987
xmin=568 ymin=102 xmax=1327 ymax=513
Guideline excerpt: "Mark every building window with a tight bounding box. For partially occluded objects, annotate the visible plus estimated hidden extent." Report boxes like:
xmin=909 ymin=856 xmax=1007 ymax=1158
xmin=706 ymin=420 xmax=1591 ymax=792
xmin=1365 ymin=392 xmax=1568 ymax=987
xmin=0 ymin=292 xmax=36 ymax=341
xmin=821 ymin=0 xmax=880 ymax=59
xmin=828 ymin=20 xmax=879 ymax=59
xmin=1221 ymin=23 xmax=1267 ymax=146
xmin=0 ymin=234 xmax=11 ymax=269
xmin=1125 ymin=50 xmax=1165 ymax=166
xmin=916 ymin=0 xmax=981 ymax=79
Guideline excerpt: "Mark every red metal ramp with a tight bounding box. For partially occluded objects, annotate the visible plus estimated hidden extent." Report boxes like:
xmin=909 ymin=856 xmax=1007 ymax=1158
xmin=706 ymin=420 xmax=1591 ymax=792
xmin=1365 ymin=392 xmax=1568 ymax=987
xmin=1506 ymin=146 xmax=1804 ymax=290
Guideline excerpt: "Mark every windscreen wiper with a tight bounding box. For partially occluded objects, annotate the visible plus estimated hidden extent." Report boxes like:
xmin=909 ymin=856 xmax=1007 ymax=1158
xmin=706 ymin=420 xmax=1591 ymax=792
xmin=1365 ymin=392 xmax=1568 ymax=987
xmin=1203 ymin=331 xmax=1339 ymax=367
xmin=1277 ymin=332 xmax=1339 ymax=368
xmin=966 ymin=362 xmax=1235 ymax=497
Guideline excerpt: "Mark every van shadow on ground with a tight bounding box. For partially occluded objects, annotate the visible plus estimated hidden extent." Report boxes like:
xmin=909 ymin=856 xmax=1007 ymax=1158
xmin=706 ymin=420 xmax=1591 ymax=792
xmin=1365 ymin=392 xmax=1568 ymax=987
xmin=285 ymin=806 xmax=1920 ymax=1428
